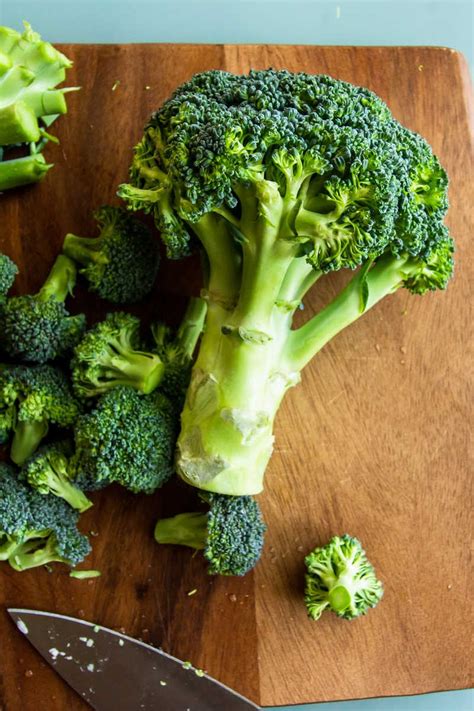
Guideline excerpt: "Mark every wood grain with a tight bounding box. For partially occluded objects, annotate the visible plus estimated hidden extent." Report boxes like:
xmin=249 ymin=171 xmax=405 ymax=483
xmin=0 ymin=45 xmax=472 ymax=709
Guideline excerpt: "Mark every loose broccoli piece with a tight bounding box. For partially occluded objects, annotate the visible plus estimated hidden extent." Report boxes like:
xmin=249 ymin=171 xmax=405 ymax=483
xmin=151 ymin=297 xmax=207 ymax=406
xmin=0 ymin=253 xmax=18 ymax=297
xmin=22 ymin=441 xmax=92 ymax=512
xmin=0 ymin=22 xmax=78 ymax=190
xmin=304 ymin=534 xmax=383 ymax=620
xmin=0 ymin=462 xmax=90 ymax=570
xmin=62 ymin=206 xmax=160 ymax=303
xmin=0 ymin=364 xmax=80 ymax=465
xmin=71 ymin=311 xmax=165 ymax=398
xmin=74 ymin=386 xmax=177 ymax=494
xmin=119 ymin=69 xmax=454 ymax=495
xmin=155 ymin=492 xmax=266 ymax=576
xmin=0 ymin=254 xmax=86 ymax=363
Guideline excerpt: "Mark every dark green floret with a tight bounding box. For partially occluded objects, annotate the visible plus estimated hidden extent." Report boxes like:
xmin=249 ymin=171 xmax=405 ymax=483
xmin=71 ymin=311 xmax=165 ymax=398
xmin=0 ymin=462 xmax=90 ymax=570
xmin=22 ymin=441 xmax=92 ymax=512
xmin=119 ymin=69 xmax=454 ymax=496
xmin=0 ymin=253 xmax=18 ymax=296
xmin=0 ymin=255 xmax=86 ymax=363
xmin=154 ymin=492 xmax=266 ymax=576
xmin=0 ymin=364 xmax=80 ymax=465
xmin=305 ymin=534 xmax=383 ymax=620
xmin=63 ymin=205 xmax=160 ymax=303
xmin=74 ymin=386 xmax=177 ymax=494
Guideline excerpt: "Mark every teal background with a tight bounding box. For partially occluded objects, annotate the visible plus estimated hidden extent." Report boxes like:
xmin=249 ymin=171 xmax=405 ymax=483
xmin=0 ymin=1 xmax=472 ymax=709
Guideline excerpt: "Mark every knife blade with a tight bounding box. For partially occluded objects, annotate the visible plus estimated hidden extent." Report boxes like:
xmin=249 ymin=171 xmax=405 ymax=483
xmin=8 ymin=608 xmax=260 ymax=711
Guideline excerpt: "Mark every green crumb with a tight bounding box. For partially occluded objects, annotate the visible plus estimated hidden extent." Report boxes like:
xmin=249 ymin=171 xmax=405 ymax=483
xmin=187 ymin=588 xmax=197 ymax=596
xmin=182 ymin=661 xmax=192 ymax=670
xmin=93 ymin=625 xmax=101 ymax=633
xmin=195 ymin=668 xmax=205 ymax=677
xmin=160 ymin=680 xmax=167 ymax=686
xmin=70 ymin=570 xmax=101 ymax=579
xmin=112 ymin=81 xmax=120 ymax=91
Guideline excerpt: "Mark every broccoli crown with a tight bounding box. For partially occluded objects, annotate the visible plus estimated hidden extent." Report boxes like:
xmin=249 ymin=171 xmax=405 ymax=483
xmin=154 ymin=492 xmax=266 ymax=576
xmin=0 ymin=255 xmax=86 ymax=363
xmin=71 ymin=311 xmax=164 ymax=398
xmin=0 ymin=253 xmax=18 ymax=296
xmin=62 ymin=205 xmax=160 ymax=303
xmin=402 ymin=236 xmax=454 ymax=295
xmin=22 ymin=441 xmax=92 ymax=512
xmin=0 ymin=462 xmax=90 ymax=569
xmin=151 ymin=323 xmax=193 ymax=406
xmin=120 ymin=69 xmax=448 ymax=267
xmin=304 ymin=534 xmax=383 ymax=620
xmin=74 ymin=385 xmax=177 ymax=494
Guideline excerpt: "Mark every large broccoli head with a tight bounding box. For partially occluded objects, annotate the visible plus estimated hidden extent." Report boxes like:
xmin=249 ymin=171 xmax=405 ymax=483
xmin=154 ymin=492 xmax=266 ymax=576
xmin=62 ymin=205 xmax=160 ymax=303
xmin=120 ymin=69 xmax=448 ymax=267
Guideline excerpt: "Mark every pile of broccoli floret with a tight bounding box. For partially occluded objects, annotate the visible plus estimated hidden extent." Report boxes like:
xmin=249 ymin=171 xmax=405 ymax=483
xmin=1 ymin=60 xmax=456 ymax=616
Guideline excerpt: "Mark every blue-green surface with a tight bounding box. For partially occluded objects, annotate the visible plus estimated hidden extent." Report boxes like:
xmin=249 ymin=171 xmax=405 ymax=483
xmin=0 ymin=1 xmax=471 ymax=709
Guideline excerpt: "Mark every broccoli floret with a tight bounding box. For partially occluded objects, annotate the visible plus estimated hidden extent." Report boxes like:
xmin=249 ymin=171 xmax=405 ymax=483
xmin=22 ymin=441 xmax=92 ymax=512
xmin=0 ymin=255 xmax=86 ymax=363
xmin=62 ymin=206 xmax=160 ymax=303
xmin=304 ymin=534 xmax=383 ymax=620
xmin=0 ymin=364 xmax=80 ymax=465
xmin=74 ymin=386 xmax=177 ymax=494
xmin=71 ymin=312 xmax=165 ymax=398
xmin=0 ymin=22 xmax=77 ymax=191
xmin=154 ymin=492 xmax=266 ymax=576
xmin=119 ymin=69 xmax=454 ymax=496
xmin=151 ymin=297 xmax=207 ymax=407
xmin=0 ymin=462 xmax=90 ymax=570
xmin=0 ymin=253 xmax=18 ymax=296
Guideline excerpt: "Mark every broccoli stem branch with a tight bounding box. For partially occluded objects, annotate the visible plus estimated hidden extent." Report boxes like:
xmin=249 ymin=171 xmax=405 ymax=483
xmin=11 ymin=419 xmax=48 ymax=465
xmin=154 ymin=512 xmax=207 ymax=549
xmin=8 ymin=535 xmax=62 ymax=571
xmin=286 ymin=253 xmax=411 ymax=371
xmin=0 ymin=152 xmax=51 ymax=191
xmin=191 ymin=214 xmax=241 ymax=307
xmin=0 ymin=101 xmax=40 ymax=144
xmin=175 ymin=298 xmax=207 ymax=360
xmin=38 ymin=255 xmax=77 ymax=303
xmin=62 ymin=233 xmax=107 ymax=265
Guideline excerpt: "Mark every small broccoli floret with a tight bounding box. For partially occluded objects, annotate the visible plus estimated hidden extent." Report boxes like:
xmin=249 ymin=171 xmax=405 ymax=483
xmin=154 ymin=492 xmax=266 ymax=576
xmin=0 ymin=462 xmax=90 ymax=570
xmin=22 ymin=441 xmax=92 ymax=512
xmin=0 ymin=255 xmax=86 ymax=363
xmin=0 ymin=253 xmax=18 ymax=297
xmin=304 ymin=534 xmax=383 ymax=620
xmin=152 ymin=297 xmax=207 ymax=406
xmin=74 ymin=386 xmax=177 ymax=494
xmin=62 ymin=205 xmax=160 ymax=303
xmin=71 ymin=312 xmax=165 ymax=398
xmin=0 ymin=364 xmax=81 ymax=465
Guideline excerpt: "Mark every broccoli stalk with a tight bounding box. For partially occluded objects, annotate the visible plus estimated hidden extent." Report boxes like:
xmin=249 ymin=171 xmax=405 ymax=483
xmin=119 ymin=69 xmax=454 ymax=496
xmin=0 ymin=22 xmax=77 ymax=190
xmin=304 ymin=535 xmax=383 ymax=620
xmin=10 ymin=418 xmax=48 ymax=466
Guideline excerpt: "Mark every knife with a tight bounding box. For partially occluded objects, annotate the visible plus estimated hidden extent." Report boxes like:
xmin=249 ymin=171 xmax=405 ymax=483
xmin=8 ymin=608 xmax=260 ymax=711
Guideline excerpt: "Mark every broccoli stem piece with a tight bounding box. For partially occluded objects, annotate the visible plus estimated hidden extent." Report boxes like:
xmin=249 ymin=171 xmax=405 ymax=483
xmin=0 ymin=535 xmax=21 ymax=561
xmin=62 ymin=233 xmax=109 ymax=266
xmin=0 ymin=152 xmax=51 ymax=191
xmin=11 ymin=419 xmax=48 ymax=466
xmin=0 ymin=101 xmax=40 ymax=144
xmin=37 ymin=254 xmax=77 ymax=303
xmin=154 ymin=512 xmax=207 ymax=549
xmin=8 ymin=534 xmax=63 ymax=571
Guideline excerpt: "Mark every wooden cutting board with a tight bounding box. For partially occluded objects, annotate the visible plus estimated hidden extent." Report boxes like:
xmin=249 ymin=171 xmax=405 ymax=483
xmin=0 ymin=44 xmax=472 ymax=710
